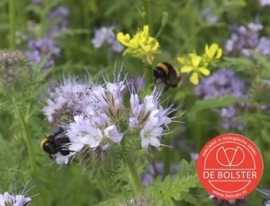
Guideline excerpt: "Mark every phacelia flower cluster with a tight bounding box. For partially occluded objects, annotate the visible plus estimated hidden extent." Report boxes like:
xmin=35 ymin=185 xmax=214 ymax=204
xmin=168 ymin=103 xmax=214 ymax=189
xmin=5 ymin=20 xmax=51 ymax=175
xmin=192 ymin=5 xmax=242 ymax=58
xmin=129 ymin=87 xmax=175 ymax=148
xmin=0 ymin=179 xmax=35 ymax=206
xmin=259 ymin=0 xmax=270 ymax=7
xmin=42 ymin=77 xmax=89 ymax=123
xmin=225 ymin=22 xmax=270 ymax=57
xmin=201 ymin=7 xmax=219 ymax=24
xmin=194 ymin=68 xmax=247 ymax=131
xmin=91 ymin=26 xmax=124 ymax=53
xmin=209 ymin=195 xmax=247 ymax=206
xmin=42 ymin=70 xmax=177 ymax=164
xmin=256 ymin=186 xmax=270 ymax=206
xmin=48 ymin=6 xmax=70 ymax=36
xmin=24 ymin=37 xmax=60 ymax=70
xmin=24 ymin=3 xmax=70 ymax=70
xmin=0 ymin=50 xmax=29 ymax=92
xmin=141 ymin=162 xmax=179 ymax=186
xmin=0 ymin=192 xmax=32 ymax=206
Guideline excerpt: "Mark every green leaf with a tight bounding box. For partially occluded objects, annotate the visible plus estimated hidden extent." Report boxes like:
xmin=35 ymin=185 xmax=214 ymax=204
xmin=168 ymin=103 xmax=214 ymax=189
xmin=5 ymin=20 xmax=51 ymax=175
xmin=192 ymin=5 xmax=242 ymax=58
xmin=145 ymin=160 xmax=200 ymax=205
xmin=249 ymin=50 xmax=270 ymax=72
xmin=219 ymin=57 xmax=254 ymax=72
xmin=0 ymin=0 xmax=8 ymax=7
xmin=187 ymin=95 xmax=246 ymax=120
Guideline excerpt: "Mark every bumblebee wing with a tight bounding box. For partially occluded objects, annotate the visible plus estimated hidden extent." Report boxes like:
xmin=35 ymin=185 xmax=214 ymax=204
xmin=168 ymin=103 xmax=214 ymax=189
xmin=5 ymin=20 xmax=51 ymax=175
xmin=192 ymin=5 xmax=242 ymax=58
xmin=168 ymin=67 xmax=181 ymax=88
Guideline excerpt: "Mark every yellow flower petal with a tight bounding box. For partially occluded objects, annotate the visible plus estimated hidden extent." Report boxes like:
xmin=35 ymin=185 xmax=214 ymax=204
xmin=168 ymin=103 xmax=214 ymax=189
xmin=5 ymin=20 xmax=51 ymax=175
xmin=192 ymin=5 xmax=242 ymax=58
xmin=117 ymin=33 xmax=131 ymax=47
xmin=190 ymin=72 xmax=199 ymax=85
xmin=145 ymin=53 xmax=154 ymax=65
xmin=199 ymin=67 xmax=210 ymax=76
xmin=152 ymin=42 xmax=159 ymax=51
xmin=142 ymin=25 xmax=149 ymax=36
xmin=142 ymin=45 xmax=151 ymax=52
xmin=205 ymin=43 xmax=223 ymax=59
xmin=205 ymin=44 xmax=210 ymax=58
xmin=190 ymin=54 xmax=201 ymax=67
xmin=216 ymin=48 xmax=223 ymax=58
xmin=177 ymin=57 xmax=185 ymax=64
xmin=129 ymin=38 xmax=139 ymax=48
xmin=181 ymin=65 xmax=193 ymax=73
xmin=208 ymin=44 xmax=219 ymax=58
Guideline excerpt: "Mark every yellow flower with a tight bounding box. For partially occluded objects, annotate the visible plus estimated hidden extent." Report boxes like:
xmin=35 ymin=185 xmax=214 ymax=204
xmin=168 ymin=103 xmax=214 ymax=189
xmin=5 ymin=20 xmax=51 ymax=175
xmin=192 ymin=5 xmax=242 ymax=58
xmin=178 ymin=53 xmax=210 ymax=85
xmin=117 ymin=33 xmax=131 ymax=47
xmin=202 ymin=43 xmax=223 ymax=67
xmin=116 ymin=25 xmax=160 ymax=64
xmin=205 ymin=43 xmax=222 ymax=60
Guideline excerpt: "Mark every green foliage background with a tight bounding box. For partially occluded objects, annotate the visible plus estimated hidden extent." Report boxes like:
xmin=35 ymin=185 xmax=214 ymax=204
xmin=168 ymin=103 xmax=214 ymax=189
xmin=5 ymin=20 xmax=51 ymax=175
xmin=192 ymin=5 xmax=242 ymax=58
xmin=1 ymin=0 xmax=270 ymax=205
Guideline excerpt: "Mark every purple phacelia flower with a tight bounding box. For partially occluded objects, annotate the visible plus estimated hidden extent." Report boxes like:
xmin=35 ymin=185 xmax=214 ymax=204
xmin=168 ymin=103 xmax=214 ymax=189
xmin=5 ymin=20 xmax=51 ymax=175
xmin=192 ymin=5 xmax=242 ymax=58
xmin=259 ymin=0 xmax=270 ymax=7
xmin=91 ymin=26 xmax=124 ymax=53
xmin=24 ymin=37 xmax=60 ymax=70
xmin=201 ymin=7 xmax=219 ymax=24
xmin=48 ymin=6 xmax=70 ymax=36
xmin=225 ymin=22 xmax=270 ymax=57
xmin=141 ymin=162 xmax=179 ymax=186
xmin=194 ymin=69 xmax=246 ymax=99
xmin=123 ymin=76 xmax=145 ymax=95
xmin=209 ymin=195 xmax=247 ymax=206
xmin=194 ymin=68 xmax=247 ymax=131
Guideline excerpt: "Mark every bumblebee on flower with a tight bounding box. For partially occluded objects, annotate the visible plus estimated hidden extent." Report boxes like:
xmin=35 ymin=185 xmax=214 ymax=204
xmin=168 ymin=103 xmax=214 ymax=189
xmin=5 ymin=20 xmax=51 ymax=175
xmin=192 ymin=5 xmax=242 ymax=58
xmin=41 ymin=66 xmax=179 ymax=168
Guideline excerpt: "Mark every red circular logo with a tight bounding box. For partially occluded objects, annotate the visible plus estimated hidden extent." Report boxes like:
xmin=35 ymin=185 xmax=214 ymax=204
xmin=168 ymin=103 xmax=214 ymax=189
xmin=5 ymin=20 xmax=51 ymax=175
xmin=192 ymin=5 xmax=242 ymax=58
xmin=196 ymin=133 xmax=263 ymax=200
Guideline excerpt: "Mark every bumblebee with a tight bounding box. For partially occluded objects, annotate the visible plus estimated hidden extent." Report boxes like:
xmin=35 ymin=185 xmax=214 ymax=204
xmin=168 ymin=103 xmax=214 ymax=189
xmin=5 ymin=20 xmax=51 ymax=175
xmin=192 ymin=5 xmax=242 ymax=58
xmin=153 ymin=62 xmax=181 ymax=91
xmin=41 ymin=127 xmax=71 ymax=159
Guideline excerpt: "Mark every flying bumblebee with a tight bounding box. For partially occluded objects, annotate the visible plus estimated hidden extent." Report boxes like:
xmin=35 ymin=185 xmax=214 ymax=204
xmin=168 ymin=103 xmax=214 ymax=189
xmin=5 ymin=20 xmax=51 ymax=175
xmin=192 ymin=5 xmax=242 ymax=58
xmin=40 ymin=127 xmax=71 ymax=159
xmin=153 ymin=62 xmax=181 ymax=92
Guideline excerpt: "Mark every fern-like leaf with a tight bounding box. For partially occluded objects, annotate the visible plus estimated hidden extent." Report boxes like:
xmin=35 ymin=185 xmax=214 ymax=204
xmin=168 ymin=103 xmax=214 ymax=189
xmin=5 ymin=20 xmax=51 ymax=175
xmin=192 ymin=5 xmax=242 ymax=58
xmin=145 ymin=160 xmax=200 ymax=205
xmin=249 ymin=79 xmax=270 ymax=105
xmin=220 ymin=57 xmax=254 ymax=72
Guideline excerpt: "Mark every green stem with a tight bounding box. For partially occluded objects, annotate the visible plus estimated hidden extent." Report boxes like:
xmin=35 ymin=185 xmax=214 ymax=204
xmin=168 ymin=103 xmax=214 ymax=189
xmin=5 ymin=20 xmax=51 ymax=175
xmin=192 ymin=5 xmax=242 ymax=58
xmin=120 ymin=141 xmax=144 ymax=194
xmin=189 ymin=0 xmax=197 ymax=49
xmin=13 ymin=99 xmax=36 ymax=175
xmin=155 ymin=25 xmax=164 ymax=39
xmin=143 ymin=0 xmax=150 ymax=29
xmin=195 ymin=113 xmax=202 ymax=149
xmin=19 ymin=111 xmax=36 ymax=175
xmin=9 ymin=0 xmax=15 ymax=48
xmin=99 ymin=181 xmax=111 ymax=198
xmin=144 ymin=65 xmax=153 ymax=87
xmin=162 ymin=145 xmax=170 ymax=176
